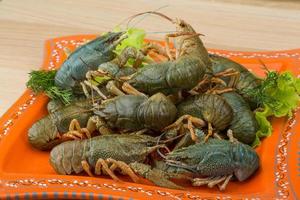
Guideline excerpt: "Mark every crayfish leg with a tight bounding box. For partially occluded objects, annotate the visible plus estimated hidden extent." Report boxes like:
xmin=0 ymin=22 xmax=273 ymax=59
xmin=95 ymin=158 xmax=121 ymax=182
xmin=227 ymin=129 xmax=239 ymax=143
xmin=60 ymin=133 xmax=78 ymax=141
xmin=121 ymin=82 xmax=147 ymax=97
xmin=211 ymin=77 xmax=227 ymax=86
xmin=129 ymin=128 xmax=148 ymax=135
xmin=141 ymin=42 xmax=169 ymax=61
xmin=213 ymin=132 xmax=222 ymax=140
xmin=191 ymin=176 xmax=220 ymax=186
xmin=86 ymin=115 xmax=111 ymax=135
xmin=80 ymin=82 xmax=91 ymax=98
xmin=106 ymin=158 xmax=140 ymax=183
xmin=218 ymin=174 xmax=233 ymax=191
xmin=207 ymin=176 xmax=226 ymax=188
xmin=164 ymin=115 xmax=205 ymax=142
xmin=207 ymin=87 xmax=234 ymax=95
xmin=204 ymin=122 xmax=213 ymax=142
xmin=114 ymin=46 xmax=145 ymax=68
xmin=192 ymin=175 xmax=232 ymax=190
xmin=214 ymin=68 xmax=237 ymax=77
xmin=214 ymin=68 xmax=240 ymax=88
xmin=86 ymin=117 xmax=98 ymax=135
xmin=60 ymin=117 xmax=100 ymax=141
xmin=66 ymin=119 xmax=93 ymax=139
xmin=69 ymin=119 xmax=81 ymax=132
xmin=83 ymin=80 xmax=108 ymax=100
xmin=81 ymin=160 xmax=94 ymax=177
xmin=106 ymin=80 xmax=125 ymax=96
xmin=164 ymin=34 xmax=175 ymax=60
xmin=189 ymin=75 xmax=209 ymax=95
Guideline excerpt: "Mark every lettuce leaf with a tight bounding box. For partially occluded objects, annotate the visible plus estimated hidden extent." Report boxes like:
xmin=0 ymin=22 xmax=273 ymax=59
xmin=252 ymin=107 xmax=272 ymax=147
xmin=114 ymin=27 xmax=146 ymax=67
xmin=251 ymin=71 xmax=300 ymax=147
xmin=114 ymin=27 xmax=145 ymax=54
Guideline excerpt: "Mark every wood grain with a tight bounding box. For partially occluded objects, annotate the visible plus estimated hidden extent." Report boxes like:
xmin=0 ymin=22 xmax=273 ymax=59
xmin=0 ymin=0 xmax=300 ymax=115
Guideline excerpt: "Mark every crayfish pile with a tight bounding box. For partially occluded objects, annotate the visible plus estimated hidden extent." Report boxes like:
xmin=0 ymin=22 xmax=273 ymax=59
xmin=27 ymin=12 xmax=300 ymax=191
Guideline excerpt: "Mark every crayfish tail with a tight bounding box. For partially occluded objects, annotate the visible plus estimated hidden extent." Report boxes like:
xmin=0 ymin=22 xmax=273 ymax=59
xmin=49 ymin=139 xmax=86 ymax=175
xmin=28 ymin=116 xmax=60 ymax=151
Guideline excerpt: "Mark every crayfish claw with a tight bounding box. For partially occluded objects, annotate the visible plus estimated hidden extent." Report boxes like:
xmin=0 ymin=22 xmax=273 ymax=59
xmin=129 ymin=162 xmax=184 ymax=190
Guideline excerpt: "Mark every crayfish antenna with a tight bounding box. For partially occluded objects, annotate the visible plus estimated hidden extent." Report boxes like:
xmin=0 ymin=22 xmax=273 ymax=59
xmin=126 ymin=11 xmax=173 ymax=28
xmin=115 ymin=5 xmax=171 ymax=28
xmin=258 ymin=59 xmax=271 ymax=73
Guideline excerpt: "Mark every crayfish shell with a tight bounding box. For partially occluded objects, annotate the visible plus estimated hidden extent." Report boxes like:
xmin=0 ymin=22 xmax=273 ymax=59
xmin=177 ymin=94 xmax=233 ymax=131
xmin=137 ymin=93 xmax=177 ymax=130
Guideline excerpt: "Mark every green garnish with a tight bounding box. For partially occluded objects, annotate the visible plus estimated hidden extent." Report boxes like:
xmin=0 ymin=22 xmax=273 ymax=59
xmin=114 ymin=27 xmax=145 ymax=54
xmin=26 ymin=70 xmax=73 ymax=105
xmin=89 ymin=76 xmax=112 ymax=86
xmin=114 ymin=27 xmax=146 ymax=67
xmin=248 ymin=71 xmax=300 ymax=147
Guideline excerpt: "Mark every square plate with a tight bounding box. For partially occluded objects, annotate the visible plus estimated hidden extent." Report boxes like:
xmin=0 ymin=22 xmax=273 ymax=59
xmin=0 ymin=35 xmax=299 ymax=200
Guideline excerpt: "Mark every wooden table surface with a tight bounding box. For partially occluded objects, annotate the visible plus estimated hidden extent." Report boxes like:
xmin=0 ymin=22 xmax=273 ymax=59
xmin=1 ymin=0 xmax=300 ymax=116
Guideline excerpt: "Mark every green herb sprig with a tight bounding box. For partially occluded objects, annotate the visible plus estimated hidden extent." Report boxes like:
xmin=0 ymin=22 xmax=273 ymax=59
xmin=26 ymin=70 xmax=73 ymax=105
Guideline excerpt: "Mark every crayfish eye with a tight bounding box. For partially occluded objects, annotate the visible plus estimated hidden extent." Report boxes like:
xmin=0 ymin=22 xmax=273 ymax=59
xmin=179 ymin=21 xmax=186 ymax=28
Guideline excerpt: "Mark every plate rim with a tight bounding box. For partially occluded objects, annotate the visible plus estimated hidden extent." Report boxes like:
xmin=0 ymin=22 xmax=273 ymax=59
xmin=0 ymin=35 xmax=300 ymax=200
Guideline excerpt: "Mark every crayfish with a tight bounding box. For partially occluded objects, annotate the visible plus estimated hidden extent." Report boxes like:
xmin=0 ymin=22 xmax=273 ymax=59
xmin=86 ymin=12 xmax=211 ymax=98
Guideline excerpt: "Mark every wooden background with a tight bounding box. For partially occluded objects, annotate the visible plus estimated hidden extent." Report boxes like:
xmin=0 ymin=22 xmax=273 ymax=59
xmin=0 ymin=0 xmax=300 ymax=115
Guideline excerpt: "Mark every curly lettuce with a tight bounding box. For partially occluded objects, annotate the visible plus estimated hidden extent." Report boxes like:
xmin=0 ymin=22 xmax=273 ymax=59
xmin=251 ymin=71 xmax=300 ymax=147
xmin=114 ymin=27 xmax=146 ymax=67
xmin=114 ymin=27 xmax=145 ymax=54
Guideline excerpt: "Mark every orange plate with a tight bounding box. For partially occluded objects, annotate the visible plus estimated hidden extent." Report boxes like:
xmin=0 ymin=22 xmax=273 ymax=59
xmin=0 ymin=35 xmax=300 ymax=200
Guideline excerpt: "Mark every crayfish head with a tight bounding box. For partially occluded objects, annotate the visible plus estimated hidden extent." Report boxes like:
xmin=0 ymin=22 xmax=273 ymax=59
xmin=93 ymin=32 xmax=127 ymax=55
xmin=173 ymin=18 xmax=196 ymax=34
xmin=121 ymin=134 xmax=164 ymax=160
xmin=233 ymin=143 xmax=260 ymax=181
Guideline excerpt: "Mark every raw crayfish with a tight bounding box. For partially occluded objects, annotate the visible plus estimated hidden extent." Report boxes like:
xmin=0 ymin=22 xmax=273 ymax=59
xmin=88 ymin=12 xmax=210 ymax=97
xmin=131 ymin=129 xmax=260 ymax=190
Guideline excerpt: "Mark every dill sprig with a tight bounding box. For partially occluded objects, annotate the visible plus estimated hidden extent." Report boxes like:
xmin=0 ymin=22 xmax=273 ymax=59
xmin=26 ymin=70 xmax=73 ymax=105
xmin=245 ymin=70 xmax=280 ymax=108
